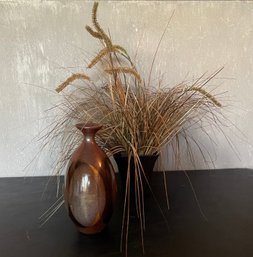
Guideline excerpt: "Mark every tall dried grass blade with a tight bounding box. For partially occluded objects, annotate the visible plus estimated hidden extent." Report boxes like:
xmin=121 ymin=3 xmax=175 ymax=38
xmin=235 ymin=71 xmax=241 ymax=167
xmin=92 ymin=2 xmax=112 ymax=49
xmin=190 ymin=87 xmax=222 ymax=107
xmin=56 ymin=73 xmax=90 ymax=93
xmin=183 ymin=170 xmax=208 ymax=221
xmin=147 ymin=10 xmax=175 ymax=87
xmin=105 ymin=67 xmax=142 ymax=82
xmin=88 ymin=45 xmax=128 ymax=68
xmin=85 ymin=25 xmax=102 ymax=39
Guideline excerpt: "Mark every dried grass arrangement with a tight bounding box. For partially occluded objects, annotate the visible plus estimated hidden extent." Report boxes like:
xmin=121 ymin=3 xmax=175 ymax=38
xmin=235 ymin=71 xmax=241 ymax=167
xmin=42 ymin=2 xmax=227 ymax=255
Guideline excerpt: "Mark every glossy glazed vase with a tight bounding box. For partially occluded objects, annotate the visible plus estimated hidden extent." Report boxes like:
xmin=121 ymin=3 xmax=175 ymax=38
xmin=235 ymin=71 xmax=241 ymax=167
xmin=64 ymin=123 xmax=117 ymax=234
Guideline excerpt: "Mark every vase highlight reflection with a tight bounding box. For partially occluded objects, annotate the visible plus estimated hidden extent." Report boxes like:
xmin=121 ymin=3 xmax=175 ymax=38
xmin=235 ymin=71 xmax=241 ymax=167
xmin=64 ymin=123 xmax=117 ymax=234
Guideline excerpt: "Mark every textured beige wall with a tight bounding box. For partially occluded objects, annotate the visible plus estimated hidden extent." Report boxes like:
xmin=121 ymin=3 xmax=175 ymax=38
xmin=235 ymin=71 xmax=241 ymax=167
xmin=0 ymin=1 xmax=253 ymax=176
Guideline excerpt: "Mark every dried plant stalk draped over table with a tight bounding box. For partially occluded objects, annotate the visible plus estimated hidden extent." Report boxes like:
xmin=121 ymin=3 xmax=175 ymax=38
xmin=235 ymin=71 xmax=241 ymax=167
xmin=51 ymin=2 xmax=224 ymax=255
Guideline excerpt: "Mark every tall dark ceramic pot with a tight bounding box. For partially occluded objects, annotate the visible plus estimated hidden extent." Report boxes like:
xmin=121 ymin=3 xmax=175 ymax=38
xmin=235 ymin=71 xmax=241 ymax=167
xmin=114 ymin=154 xmax=158 ymax=198
xmin=64 ymin=123 xmax=117 ymax=234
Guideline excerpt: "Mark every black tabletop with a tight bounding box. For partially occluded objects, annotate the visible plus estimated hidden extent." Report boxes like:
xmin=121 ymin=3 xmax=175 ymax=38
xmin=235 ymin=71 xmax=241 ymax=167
xmin=1 ymin=169 xmax=253 ymax=257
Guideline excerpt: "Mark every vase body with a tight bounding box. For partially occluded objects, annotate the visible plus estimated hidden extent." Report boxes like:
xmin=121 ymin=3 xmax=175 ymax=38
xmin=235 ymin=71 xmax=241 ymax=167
xmin=114 ymin=154 xmax=158 ymax=198
xmin=64 ymin=123 xmax=117 ymax=234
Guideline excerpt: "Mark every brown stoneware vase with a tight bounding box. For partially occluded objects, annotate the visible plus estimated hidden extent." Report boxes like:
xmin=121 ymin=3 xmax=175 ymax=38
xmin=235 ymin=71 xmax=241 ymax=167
xmin=64 ymin=123 xmax=117 ymax=234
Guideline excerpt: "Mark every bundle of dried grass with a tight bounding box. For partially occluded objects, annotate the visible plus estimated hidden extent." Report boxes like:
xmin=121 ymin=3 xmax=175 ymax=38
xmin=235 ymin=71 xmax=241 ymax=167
xmin=43 ymin=2 xmax=226 ymax=255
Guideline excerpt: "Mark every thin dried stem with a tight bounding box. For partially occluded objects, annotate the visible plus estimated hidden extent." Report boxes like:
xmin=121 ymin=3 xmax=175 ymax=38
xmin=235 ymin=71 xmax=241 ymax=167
xmin=56 ymin=73 xmax=90 ymax=93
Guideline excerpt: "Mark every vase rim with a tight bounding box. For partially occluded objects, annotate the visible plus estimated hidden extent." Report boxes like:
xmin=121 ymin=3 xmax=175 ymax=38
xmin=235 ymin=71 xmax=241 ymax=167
xmin=76 ymin=123 xmax=102 ymax=131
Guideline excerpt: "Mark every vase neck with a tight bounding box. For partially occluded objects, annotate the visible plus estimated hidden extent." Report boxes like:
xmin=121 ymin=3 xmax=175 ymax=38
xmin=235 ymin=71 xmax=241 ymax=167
xmin=76 ymin=123 xmax=102 ymax=142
